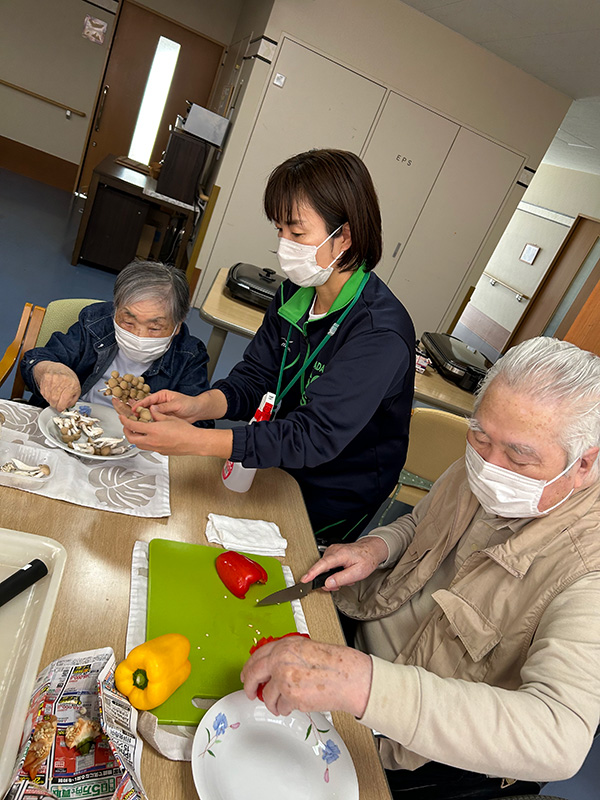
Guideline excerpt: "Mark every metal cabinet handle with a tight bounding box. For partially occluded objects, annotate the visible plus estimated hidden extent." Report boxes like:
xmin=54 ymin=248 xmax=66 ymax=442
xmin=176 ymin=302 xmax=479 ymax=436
xmin=95 ymin=85 xmax=109 ymax=132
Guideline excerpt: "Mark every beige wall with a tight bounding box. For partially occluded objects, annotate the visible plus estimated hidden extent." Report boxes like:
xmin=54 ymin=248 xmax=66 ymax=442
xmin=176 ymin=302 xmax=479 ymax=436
xmin=264 ymin=0 xmax=569 ymax=169
xmin=192 ymin=0 xmax=571 ymax=317
xmin=0 ymin=0 xmax=115 ymax=163
xmin=525 ymin=164 xmax=600 ymax=219
xmin=455 ymin=164 xmax=600 ymax=357
xmin=0 ymin=0 xmax=241 ymax=166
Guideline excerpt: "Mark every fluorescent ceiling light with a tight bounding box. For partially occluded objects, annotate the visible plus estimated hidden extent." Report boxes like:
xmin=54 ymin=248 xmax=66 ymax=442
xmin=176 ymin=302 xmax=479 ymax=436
xmin=129 ymin=36 xmax=181 ymax=164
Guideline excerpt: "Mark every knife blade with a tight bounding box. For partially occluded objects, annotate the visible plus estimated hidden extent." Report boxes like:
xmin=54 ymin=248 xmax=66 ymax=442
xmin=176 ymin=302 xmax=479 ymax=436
xmin=256 ymin=566 xmax=344 ymax=606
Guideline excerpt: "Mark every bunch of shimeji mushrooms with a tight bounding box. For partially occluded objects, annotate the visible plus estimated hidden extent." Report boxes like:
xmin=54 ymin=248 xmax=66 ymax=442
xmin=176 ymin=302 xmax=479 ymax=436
xmin=101 ymin=371 xmax=151 ymax=403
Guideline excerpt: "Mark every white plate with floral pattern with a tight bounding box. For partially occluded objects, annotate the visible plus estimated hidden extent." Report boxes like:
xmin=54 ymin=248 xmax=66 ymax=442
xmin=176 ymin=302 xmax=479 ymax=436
xmin=191 ymin=690 xmax=358 ymax=800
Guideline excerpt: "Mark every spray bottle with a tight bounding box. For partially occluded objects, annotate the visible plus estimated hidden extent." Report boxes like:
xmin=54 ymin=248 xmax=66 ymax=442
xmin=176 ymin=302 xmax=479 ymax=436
xmin=221 ymin=392 xmax=276 ymax=493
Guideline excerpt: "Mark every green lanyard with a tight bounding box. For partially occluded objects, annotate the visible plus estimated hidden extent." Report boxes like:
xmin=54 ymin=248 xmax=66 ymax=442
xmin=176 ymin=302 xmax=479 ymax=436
xmin=274 ymin=271 xmax=370 ymax=409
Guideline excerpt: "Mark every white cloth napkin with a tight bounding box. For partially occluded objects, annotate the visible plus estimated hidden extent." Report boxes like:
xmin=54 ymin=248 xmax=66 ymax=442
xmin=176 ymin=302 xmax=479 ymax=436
xmin=205 ymin=513 xmax=288 ymax=556
xmin=125 ymin=539 xmax=308 ymax=761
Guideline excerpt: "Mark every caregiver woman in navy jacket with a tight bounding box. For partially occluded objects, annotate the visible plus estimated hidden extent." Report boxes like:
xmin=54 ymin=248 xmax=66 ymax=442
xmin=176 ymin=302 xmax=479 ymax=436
xmin=120 ymin=149 xmax=416 ymax=545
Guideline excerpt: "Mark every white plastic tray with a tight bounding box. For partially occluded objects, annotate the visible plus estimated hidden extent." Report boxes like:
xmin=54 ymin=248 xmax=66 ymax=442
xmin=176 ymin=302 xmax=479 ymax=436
xmin=0 ymin=528 xmax=67 ymax=797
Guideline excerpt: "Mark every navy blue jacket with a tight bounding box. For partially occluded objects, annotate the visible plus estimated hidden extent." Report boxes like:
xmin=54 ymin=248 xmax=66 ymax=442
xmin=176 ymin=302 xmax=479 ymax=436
xmin=213 ymin=268 xmax=415 ymax=520
xmin=21 ymin=301 xmax=214 ymax=427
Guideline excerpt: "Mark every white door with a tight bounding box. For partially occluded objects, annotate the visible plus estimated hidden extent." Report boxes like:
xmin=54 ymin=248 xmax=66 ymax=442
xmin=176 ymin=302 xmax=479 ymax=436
xmin=361 ymin=91 xmax=460 ymax=283
xmin=388 ymin=128 xmax=525 ymax=338
xmin=205 ymin=38 xmax=387 ymax=274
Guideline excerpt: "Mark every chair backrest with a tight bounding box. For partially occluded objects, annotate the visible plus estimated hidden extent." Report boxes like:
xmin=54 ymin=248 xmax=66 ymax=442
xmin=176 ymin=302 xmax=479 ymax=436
xmin=35 ymin=298 xmax=102 ymax=348
xmin=396 ymin=407 xmax=470 ymax=506
xmin=7 ymin=298 xmax=101 ymax=399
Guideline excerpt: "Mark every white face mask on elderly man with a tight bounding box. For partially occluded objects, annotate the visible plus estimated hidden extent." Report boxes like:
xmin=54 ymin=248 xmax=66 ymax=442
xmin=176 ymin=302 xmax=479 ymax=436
xmin=114 ymin=321 xmax=175 ymax=362
xmin=276 ymin=225 xmax=345 ymax=288
xmin=465 ymin=441 xmax=580 ymax=518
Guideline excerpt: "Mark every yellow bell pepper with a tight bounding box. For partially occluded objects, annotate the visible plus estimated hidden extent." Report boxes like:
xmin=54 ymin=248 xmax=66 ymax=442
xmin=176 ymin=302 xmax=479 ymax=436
xmin=115 ymin=633 xmax=192 ymax=710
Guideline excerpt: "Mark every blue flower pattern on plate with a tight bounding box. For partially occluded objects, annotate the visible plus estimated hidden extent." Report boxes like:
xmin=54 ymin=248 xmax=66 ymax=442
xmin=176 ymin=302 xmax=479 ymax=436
xmin=322 ymin=739 xmax=340 ymax=765
xmin=213 ymin=713 xmax=228 ymax=736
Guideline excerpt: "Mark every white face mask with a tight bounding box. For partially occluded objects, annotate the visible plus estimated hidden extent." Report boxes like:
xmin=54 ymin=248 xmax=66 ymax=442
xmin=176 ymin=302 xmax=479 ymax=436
xmin=276 ymin=224 xmax=345 ymax=287
xmin=114 ymin=321 xmax=176 ymax=362
xmin=465 ymin=441 xmax=580 ymax=518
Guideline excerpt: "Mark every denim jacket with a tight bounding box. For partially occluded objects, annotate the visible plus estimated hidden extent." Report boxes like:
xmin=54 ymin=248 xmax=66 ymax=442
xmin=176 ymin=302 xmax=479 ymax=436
xmin=20 ymin=301 xmax=214 ymax=427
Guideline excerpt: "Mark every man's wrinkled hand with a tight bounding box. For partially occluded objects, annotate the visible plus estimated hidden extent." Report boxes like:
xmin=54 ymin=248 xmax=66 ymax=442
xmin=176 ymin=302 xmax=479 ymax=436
xmin=34 ymin=362 xmax=81 ymax=413
xmin=300 ymin=537 xmax=390 ymax=591
xmin=241 ymin=635 xmax=372 ymax=718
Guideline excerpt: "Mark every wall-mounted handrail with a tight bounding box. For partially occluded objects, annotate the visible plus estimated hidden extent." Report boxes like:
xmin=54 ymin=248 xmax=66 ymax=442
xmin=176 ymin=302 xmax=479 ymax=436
xmin=0 ymin=78 xmax=86 ymax=117
xmin=483 ymin=271 xmax=529 ymax=302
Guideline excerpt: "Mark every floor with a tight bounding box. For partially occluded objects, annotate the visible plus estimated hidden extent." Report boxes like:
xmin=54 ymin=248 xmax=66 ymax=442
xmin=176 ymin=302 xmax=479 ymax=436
xmin=0 ymin=168 xmax=598 ymax=800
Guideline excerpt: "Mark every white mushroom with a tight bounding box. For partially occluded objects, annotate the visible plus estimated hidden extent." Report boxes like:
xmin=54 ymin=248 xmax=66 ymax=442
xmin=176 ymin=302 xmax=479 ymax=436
xmin=1 ymin=459 xmax=51 ymax=478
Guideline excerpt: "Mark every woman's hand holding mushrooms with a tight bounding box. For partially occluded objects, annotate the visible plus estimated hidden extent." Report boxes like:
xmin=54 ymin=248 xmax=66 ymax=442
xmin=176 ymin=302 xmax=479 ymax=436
xmin=132 ymin=388 xmax=228 ymax=424
xmin=241 ymin=635 xmax=373 ymax=718
xmin=33 ymin=361 xmax=81 ymax=412
xmin=118 ymin=406 xmax=234 ymax=457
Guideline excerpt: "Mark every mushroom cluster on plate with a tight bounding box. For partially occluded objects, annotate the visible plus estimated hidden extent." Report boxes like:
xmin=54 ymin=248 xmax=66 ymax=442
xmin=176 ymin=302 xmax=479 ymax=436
xmin=53 ymin=410 xmax=131 ymax=456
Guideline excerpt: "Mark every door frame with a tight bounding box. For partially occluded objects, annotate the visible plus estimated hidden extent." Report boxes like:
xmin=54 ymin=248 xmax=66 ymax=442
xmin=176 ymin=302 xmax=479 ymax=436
xmin=74 ymin=0 xmax=224 ymax=194
xmin=504 ymin=214 xmax=600 ymax=350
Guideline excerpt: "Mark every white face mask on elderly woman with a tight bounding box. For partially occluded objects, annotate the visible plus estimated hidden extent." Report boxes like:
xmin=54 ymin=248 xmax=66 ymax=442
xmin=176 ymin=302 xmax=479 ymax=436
xmin=276 ymin=225 xmax=344 ymax=287
xmin=465 ymin=441 xmax=580 ymax=518
xmin=114 ymin=321 xmax=175 ymax=362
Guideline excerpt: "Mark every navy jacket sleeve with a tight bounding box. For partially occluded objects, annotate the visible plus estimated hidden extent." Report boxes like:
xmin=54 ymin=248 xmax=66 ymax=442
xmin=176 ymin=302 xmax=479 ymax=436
xmin=231 ymin=325 xmax=412 ymax=469
xmin=212 ymin=295 xmax=286 ymax=422
xmin=20 ymin=318 xmax=90 ymax=392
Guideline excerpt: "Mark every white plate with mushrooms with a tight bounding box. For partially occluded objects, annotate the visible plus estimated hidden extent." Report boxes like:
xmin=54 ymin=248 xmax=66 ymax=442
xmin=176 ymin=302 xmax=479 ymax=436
xmin=38 ymin=401 xmax=137 ymax=461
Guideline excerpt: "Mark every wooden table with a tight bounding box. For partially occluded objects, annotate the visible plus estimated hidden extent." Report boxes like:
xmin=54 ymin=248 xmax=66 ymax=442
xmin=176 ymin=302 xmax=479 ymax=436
xmin=3 ymin=457 xmax=391 ymax=800
xmin=198 ymin=268 xmax=475 ymax=415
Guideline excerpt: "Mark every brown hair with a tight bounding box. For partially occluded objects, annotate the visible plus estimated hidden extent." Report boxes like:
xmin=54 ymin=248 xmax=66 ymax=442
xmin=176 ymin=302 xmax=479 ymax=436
xmin=263 ymin=149 xmax=382 ymax=272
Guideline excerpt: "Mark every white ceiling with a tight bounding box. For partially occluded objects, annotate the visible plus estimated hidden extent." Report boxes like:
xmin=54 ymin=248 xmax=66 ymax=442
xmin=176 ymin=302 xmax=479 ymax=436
xmin=400 ymin=0 xmax=600 ymax=175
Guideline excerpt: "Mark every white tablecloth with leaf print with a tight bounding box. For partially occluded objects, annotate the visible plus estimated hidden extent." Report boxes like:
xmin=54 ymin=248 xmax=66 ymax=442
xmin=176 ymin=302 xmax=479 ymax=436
xmin=0 ymin=400 xmax=170 ymax=517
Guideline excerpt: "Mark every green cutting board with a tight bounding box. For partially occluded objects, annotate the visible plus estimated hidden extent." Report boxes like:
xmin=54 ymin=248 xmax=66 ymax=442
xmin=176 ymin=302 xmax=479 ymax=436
xmin=146 ymin=539 xmax=297 ymax=725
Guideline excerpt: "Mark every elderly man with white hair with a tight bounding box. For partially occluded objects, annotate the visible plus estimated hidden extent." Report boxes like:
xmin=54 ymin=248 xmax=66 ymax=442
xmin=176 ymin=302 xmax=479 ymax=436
xmin=241 ymin=337 xmax=600 ymax=800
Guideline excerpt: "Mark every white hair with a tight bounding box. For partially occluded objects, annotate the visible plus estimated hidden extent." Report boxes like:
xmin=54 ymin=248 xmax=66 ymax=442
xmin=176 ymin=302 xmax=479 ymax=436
xmin=475 ymin=337 xmax=600 ymax=465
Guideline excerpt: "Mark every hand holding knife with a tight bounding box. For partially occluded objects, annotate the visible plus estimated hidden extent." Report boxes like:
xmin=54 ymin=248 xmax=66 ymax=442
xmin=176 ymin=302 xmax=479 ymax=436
xmin=256 ymin=566 xmax=344 ymax=606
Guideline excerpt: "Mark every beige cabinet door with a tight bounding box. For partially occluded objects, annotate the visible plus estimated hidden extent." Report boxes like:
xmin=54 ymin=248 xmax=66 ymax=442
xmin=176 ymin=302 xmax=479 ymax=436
xmin=388 ymin=128 xmax=525 ymax=338
xmin=362 ymin=91 xmax=460 ymax=283
xmin=205 ymin=37 xmax=387 ymax=274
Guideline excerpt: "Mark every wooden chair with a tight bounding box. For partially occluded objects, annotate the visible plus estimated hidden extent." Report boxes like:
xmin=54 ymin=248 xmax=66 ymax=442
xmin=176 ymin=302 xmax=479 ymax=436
xmin=394 ymin=407 xmax=470 ymax=507
xmin=0 ymin=299 xmax=101 ymax=399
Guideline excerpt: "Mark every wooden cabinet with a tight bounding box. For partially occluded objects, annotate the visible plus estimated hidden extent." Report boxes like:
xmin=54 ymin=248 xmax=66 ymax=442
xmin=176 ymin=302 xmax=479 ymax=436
xmin=80 ymin=184 xmax=149 ymax=272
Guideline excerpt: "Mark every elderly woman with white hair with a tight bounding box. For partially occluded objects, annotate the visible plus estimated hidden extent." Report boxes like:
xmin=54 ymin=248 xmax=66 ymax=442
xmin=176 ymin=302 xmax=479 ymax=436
xmin=240 ymin=336 xmax=600 ymax=800
xmin=21 ymin=261 xmax=213 ymax=426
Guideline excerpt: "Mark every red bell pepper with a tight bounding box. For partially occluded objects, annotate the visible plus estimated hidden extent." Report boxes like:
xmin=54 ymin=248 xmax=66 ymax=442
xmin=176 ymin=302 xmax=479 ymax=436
xmin=215 ymin=551 xmax=268 ymax=599
xmin=249 ymin=632 xmax=311 ymax=701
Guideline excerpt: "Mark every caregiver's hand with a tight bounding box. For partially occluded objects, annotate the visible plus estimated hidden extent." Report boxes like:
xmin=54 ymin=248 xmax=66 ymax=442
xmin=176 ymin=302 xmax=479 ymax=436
xmin=33 ymin=361 xmax=81 ymax=413
xmin=241 ymin=635 xmax=372 ymax=718
xmin=301 ymin=536 xmax=390 ymax=591
xmin=132 ymin=388 xmax=228 ymax=424
xmin=118 ymin=407 xmax=233 ymax=457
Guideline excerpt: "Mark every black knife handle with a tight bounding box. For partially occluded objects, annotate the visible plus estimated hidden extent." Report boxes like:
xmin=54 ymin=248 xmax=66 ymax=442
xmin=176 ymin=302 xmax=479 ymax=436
xmin=312 ymin=566 xmax=345 ymax=589
xmin=0 ymin=559 xmax=48 ymax=609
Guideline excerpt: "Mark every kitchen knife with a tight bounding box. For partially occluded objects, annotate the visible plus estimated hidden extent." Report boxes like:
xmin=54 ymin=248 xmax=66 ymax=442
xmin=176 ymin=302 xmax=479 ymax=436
xmin=0 ymin=559 xmax=48 ymax=609
xmin=256 ymin=566 xmax=344 ymax=606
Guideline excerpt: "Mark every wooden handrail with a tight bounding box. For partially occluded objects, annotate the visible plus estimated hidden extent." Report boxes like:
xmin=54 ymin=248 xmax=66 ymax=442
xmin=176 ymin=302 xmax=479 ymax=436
xmin=0 ymin=78 xmax=86 ymax=117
